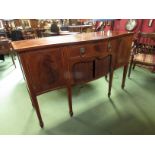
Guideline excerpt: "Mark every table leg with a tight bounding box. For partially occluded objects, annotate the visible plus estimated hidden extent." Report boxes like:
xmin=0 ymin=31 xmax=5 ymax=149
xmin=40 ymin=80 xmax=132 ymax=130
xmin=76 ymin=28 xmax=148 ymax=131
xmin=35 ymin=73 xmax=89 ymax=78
xmin=128 ymin=55 xmax=134 ymax=78
xmin=108 ymin=71 xmax=113 ymax=97
xmin=29 ymin=91 xmax=36 ymax=109
xmin=122 ymin=64 xmax=128 ymax=89
xmin=67 ymin=85 xmax=73 ymax=117
xmin=10 ymin=52 xmax=16 ymax=68
xmin=105 ymin=74 xmax=108 ymax=81
xmin=31 ymin=93 xmax=44 ymax=128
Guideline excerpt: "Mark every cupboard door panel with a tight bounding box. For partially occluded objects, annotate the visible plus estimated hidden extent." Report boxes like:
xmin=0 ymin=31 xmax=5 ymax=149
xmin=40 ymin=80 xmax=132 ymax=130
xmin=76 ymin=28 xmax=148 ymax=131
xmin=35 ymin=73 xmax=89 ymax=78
xmin=95 ymin=55 xmax=111 ymax=78
xmin=22 ymin=48 xmax=64 ymax=93
xmin=71 ymin=60 xmax=94 ymax=84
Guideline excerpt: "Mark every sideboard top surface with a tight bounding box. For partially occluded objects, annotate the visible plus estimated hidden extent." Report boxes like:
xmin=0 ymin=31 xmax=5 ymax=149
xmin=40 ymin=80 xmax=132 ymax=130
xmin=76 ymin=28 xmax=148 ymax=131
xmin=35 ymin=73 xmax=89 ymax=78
xmin=12 ymin=31 xmax=134 ymax=52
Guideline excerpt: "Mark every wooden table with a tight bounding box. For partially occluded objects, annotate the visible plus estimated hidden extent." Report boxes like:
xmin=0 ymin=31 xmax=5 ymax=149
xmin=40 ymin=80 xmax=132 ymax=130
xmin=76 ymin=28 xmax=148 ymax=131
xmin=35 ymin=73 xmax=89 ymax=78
xmin=12 ymin=31 xmax=134 ymax=128
xmin=68 ymin=25 xmax=93 ymax=32
xmin=42 ymin=31 xmax=79 ymax=37
xmin=0 ymin=37 xmax=10 ymax=41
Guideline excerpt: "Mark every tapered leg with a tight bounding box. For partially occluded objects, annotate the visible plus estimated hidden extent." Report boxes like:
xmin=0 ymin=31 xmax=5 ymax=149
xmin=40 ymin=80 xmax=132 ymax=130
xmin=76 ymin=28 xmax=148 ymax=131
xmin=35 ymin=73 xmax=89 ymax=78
xmin=67 ymin=85 xmax=73 ymax=117
xmin=108 ymin=71 xmax=114 ymax=97
xmin=10 ymin=53 xmax=16 ymax=68
xmin=122 ymin=65 xmax=128 ymax=89
xmin=105 ymin=74 xmax=108 ymax=81
xmin=128 ymin=58 xmax=133 ymax=78
xmin=132 ymin=63 xmax=136 ymax=70
xmin=29 ymin=92 xmax=36 ymax=109
xmin=31 ymin=94 xmax=44 ymax=128
xmin=13 ymin=52 xmax=16 ymax=60
xmin=0 ymin=54 xmax=5 ymax=61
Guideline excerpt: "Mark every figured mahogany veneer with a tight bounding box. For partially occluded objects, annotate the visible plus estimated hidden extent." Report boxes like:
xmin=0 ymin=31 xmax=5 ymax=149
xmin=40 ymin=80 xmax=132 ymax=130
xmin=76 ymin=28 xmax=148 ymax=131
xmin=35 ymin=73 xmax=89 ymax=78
xmin=12 ymin=31 xmax=134 ymax=128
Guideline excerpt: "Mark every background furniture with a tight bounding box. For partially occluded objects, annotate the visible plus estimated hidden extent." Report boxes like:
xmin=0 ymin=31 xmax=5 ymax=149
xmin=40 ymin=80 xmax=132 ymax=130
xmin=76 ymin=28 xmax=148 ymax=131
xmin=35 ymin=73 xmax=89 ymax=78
xmin=68 ymin=25 xmax=92 ymax=32
xmin=12 ymin=31 xmax=133 ymax=128
xmin=0 ymin=31 xmax=7 ymax=61
xmin=128 ymin=32 xmax=155 ymax=77
xmin=0 ymin=39 xmax=16 ymax=68
xmin=22 ymin=29 xmax=36 ymax=40
xmin=10 ymin=30 xmax=24 ymax=41
xmin=42 ymin=31 xmax=79 ymax=37
xmin=0 ymin=30 xmax=7 ymax=38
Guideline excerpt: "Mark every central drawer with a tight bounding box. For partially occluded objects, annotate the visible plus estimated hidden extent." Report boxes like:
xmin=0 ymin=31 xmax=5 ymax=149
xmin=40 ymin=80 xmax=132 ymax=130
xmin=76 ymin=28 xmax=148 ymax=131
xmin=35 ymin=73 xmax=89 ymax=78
xmin=68 ymin=44 xmax=95 ymax=59
xmin=68 ymin=41 xmax=109 ymax=59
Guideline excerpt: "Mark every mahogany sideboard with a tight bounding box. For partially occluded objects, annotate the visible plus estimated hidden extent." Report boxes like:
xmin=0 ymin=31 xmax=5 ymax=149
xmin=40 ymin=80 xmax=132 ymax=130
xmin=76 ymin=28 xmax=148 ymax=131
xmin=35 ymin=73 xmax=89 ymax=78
xmin=12 ymin=31 xmax=134 ymax=128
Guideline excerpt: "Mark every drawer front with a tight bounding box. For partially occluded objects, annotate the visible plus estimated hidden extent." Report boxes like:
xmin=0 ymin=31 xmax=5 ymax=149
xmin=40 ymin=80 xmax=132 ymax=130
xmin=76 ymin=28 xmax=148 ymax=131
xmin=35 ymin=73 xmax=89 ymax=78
xmin=68 ymin=41 xmax=109 ymax=59
xmin=92 ymin=40 xmax=109 ymax=55
xmin=68 ymin=44 xmax=95 ymax=59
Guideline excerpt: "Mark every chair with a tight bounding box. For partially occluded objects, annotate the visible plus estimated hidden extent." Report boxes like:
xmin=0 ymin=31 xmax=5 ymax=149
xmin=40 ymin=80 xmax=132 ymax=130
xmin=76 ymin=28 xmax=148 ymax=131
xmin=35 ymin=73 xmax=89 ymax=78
xmin=0 ymin=40 xmax=16 ymax=68
xmin=128 ymin=32 xmax=155 ymax=77
xmin=22 ymin=30 xmax=36 ymax=40
xmin=10 ymin=30 xmax=24 ymax=41
xmin=0 ymin=30 xmax=7 ymax=38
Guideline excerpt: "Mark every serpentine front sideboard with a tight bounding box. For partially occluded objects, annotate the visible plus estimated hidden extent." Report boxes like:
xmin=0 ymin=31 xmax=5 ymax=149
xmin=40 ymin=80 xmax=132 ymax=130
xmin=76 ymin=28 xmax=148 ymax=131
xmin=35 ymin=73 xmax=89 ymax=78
xmin=12 ymin=31 xmax=134 ymax=128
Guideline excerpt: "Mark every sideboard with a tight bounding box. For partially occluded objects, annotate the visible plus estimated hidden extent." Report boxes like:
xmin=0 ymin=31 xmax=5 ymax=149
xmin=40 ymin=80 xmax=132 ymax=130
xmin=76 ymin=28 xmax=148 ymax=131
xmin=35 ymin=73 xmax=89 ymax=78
xmin=12 ymin=31 xmax=134 ymax=128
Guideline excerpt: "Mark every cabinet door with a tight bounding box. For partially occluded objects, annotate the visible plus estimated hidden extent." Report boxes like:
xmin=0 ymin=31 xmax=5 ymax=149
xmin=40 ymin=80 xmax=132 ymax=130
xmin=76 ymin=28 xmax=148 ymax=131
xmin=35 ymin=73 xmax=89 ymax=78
xmin=71 ymin=60 xmax=94 ymax=84
xmin=95 ymin=55 xmax=111 ymax=78
xmin=22 ymin=48 xmax=64 ymax=93
xmin=114 ymin=35 xmax=133 ymax=69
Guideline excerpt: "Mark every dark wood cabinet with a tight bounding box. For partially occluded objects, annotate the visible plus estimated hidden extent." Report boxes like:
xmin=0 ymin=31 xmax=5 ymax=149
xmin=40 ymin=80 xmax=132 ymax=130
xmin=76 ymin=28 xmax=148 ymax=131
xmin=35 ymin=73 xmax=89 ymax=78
xmin=12 ymin=31 xmax=134 ymax=127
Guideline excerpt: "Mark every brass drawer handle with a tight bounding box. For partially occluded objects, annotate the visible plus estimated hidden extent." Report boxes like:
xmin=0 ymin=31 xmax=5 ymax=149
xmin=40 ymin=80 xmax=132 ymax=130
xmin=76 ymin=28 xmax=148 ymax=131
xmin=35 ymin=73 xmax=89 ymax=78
xmin=80 ymin=47 xmax=85 ymax=54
